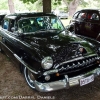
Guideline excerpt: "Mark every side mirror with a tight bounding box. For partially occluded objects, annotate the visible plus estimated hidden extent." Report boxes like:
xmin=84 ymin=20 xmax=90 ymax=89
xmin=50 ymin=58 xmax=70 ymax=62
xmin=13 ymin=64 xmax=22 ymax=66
xmin=16 ymin=28 xmax=24 ymax=37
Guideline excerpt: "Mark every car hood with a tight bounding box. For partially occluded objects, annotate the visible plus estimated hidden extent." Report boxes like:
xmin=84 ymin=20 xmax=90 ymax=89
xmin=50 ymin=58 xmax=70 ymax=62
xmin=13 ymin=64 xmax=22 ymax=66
xmin=22 ymin=31 xmax=96 ymax=62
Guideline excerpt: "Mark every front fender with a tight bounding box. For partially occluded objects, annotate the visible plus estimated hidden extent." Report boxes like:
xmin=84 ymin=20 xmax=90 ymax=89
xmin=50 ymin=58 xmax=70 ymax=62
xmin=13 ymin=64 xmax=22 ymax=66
xmin=77 ymin=34 xmax=100 ymax=56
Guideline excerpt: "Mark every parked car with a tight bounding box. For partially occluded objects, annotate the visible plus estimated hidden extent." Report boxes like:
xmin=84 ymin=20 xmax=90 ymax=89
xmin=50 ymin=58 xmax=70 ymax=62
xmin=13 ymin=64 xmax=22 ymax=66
xmin=69 ymin=9 xmax=100 ymax=41
xmin=58 ymin=11 xmax=68 ymax=19
xmin=0 ymin=12 xmax=100 ymax=92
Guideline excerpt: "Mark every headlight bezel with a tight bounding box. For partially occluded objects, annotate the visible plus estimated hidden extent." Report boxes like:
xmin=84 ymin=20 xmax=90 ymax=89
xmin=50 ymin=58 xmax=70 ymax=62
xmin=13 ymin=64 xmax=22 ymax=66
xmin=41 ymin=57 xmax=53 ymax=70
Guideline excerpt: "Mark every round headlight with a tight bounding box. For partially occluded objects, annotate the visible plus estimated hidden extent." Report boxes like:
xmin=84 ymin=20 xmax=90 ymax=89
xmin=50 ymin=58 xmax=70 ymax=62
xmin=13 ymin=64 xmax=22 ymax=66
xmin=41 ymin=57 xmax=53 ymax=70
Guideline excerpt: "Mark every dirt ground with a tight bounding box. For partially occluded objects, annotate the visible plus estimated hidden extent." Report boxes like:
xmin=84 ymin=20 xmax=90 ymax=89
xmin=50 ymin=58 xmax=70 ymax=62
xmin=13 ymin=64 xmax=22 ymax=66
xmin=0 ymin=52 xmax=100 ymax=100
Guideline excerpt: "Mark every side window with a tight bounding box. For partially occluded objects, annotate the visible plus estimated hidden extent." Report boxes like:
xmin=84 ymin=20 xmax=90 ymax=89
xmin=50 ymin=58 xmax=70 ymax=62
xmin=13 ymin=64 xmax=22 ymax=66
xmin=0 ymin=15 xmax=5 ymax=25
xmin=90 ymin=13 xmax=99 ymax=20
xmin=51 ymin=18 xmax=63 ymax=30
xmin=3 ymin=19 xmax=9 ymax=30
xmin=87 ymin=12 xmax=93 ymax=20
xmin=9 ymin=19 xmax=15 ymax=32
xmin=36 ymin=18 xmax=43 ymax=27
xmin=73 ymin=12 xmax=79 ymax=19
xmin=77 ymin=12 xmax=87 ymax=19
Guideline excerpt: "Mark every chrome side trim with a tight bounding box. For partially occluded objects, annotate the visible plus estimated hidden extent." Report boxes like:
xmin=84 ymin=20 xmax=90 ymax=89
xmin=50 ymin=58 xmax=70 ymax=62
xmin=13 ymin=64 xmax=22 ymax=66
xmin=55 ymin=54 xmax=97 ymax=68
xmin=14 ymin=54 xmax=38 ymax=74
xmin=43 ymin=69 xmax=58 ymax=75
xmin=0 ymin=41 xmax=13 ymax=54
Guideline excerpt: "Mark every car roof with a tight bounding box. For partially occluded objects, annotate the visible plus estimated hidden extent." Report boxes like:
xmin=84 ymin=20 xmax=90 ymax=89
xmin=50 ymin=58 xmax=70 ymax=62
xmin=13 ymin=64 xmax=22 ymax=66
xmin=5 ymin=12 xmax=57 ymax=20
xmin=78 ymin=9 xmax=100 ymax=12
xmin=0 ymin=13 xmax=6 ymax=17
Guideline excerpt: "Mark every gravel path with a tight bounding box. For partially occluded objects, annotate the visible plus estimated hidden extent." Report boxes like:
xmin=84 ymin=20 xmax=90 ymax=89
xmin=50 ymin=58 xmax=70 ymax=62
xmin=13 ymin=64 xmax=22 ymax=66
xmin=0 ymin=53 xmax=100 ymax=100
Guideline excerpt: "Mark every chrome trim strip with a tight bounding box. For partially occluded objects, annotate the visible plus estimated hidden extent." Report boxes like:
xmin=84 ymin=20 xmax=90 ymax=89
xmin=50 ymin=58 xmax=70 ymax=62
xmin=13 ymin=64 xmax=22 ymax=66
xmin=0 ymin=41 xmax=13 ymax=54
xmin=14 ymin=54 xmax=38 ymax=74
xmin=43 ymin=69 xmax=58 ymax=75
xmin=55 ymin=54 xmax=97 ymax=68
xmin=0 ymin=29 xmax=31 ymax=48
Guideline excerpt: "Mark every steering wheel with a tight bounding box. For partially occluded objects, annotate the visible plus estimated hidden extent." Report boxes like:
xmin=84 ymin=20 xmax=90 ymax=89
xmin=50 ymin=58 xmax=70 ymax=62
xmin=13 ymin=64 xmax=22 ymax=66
xmin=22 ymin=25 xmax=33 ymax=32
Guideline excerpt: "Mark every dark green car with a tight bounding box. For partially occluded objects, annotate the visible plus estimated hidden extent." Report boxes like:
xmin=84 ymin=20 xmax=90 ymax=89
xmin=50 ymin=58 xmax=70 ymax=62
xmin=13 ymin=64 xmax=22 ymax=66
xmin=0 ymin=12 xmax=100 ymax=92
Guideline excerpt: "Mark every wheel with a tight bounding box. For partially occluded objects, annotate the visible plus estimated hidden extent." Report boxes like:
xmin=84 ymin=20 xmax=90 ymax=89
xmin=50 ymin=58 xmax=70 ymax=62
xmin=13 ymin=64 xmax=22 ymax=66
xmin=24 ymin=66 xmax=35 ymax=89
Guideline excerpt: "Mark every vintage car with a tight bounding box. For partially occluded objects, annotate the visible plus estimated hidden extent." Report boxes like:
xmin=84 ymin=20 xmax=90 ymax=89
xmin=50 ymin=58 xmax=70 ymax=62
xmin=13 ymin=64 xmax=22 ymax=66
xmin=0 ymin=12 xmax=100 ymax=92
xmin=69 ymin=9 xmax=100 ymax=41
xmin=58 ymin=11 xmax=68 ymax=19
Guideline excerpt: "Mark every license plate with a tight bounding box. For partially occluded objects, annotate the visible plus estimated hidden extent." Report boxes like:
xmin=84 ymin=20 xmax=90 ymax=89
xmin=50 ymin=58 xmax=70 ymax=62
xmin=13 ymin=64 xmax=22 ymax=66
xmin=80 ymin=75 xmax=94 ymax=86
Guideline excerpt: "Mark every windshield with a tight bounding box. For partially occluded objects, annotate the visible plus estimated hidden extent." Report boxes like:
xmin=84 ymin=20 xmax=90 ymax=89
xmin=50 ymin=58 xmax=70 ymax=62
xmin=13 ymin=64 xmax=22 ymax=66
xmin=18 ymin=16 xmax=64 ymax=33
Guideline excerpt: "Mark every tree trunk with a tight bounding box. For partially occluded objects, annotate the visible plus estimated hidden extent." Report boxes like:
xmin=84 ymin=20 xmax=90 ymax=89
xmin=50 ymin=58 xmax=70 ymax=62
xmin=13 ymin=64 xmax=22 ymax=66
xmin=63 ymin=0 xmax=80 ymax=17
xmin=8 ymin=0 xmax=15 ymax=13
xmin=68 ymin=0 xmax=80 ymax=17
xmin=43 ymin=0 xmax=51 ymax=13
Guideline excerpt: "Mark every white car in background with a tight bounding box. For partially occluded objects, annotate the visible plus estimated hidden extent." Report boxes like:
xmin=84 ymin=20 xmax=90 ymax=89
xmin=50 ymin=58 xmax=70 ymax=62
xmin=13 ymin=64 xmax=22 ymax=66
xmin=58 ymin=11 xmax=68 ymax=19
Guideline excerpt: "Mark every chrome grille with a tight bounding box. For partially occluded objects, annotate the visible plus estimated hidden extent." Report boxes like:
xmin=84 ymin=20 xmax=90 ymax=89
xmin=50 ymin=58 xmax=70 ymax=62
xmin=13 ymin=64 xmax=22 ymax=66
xmin=55 ymin=55 xmax=98 ymax=71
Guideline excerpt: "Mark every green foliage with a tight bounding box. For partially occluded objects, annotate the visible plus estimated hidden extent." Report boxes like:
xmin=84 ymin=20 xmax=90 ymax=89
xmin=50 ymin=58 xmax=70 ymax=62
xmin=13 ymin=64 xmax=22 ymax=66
xmin=66 ymin=0 xmax=73 ymax=4
xmin=0 ymin=0 xmax=100 ymax=13
xmin=53 ymin=0 xmax=61 ymax=5
xmin=20 ymin=0 xmax=37 ymax=3
xmin=80 ymin=0 xmax=88 ymax=7
xmin=0 ymin=0 xmax=8 ymax=10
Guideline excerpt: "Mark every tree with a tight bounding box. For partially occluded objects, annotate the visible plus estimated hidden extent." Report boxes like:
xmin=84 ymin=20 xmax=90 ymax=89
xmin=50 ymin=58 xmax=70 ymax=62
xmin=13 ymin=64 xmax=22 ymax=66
xmin=20 ymin=0 xmax=90 ymax=17
xmin=20 ymin=0 xmax=51 ymax=13
xmin=61 ymin=0 xmax=88 ymax=17
xmin=20 ymin=0 xmax=88 ymax=17
xmin=0 ymin=0 xmax=8 ymax=10
xmin=43 ymin=0 xmax=51 ymax=13
xmin=62 ymin=0 xmax=80 ymax=17
xmin=8 ymin=0 xmax=15 ymax=13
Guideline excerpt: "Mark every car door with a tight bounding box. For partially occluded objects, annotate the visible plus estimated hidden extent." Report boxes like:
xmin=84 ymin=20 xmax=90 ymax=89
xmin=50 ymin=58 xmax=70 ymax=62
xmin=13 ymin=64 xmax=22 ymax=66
xmin=84 ymin=11 xmax=100 ymax=39
xmin=1 ymin=18 xmax=19 ymax=53
xmin=69 ymin=11 xmax=79 ymax=32
xmin=74 ymin=11 xmax=87 ymax=36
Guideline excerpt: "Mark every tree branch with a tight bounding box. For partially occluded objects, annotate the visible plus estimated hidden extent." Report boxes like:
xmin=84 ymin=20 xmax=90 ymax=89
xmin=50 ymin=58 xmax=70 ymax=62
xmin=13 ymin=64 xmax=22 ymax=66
xmin=62 ymin=0 xmax=69 ymax=7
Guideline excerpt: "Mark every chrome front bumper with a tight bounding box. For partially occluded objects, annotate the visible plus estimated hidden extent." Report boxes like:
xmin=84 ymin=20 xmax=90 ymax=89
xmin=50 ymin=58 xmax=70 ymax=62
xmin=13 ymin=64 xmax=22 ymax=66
xmin=34 ymin=67 xmax=100 ymax=92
